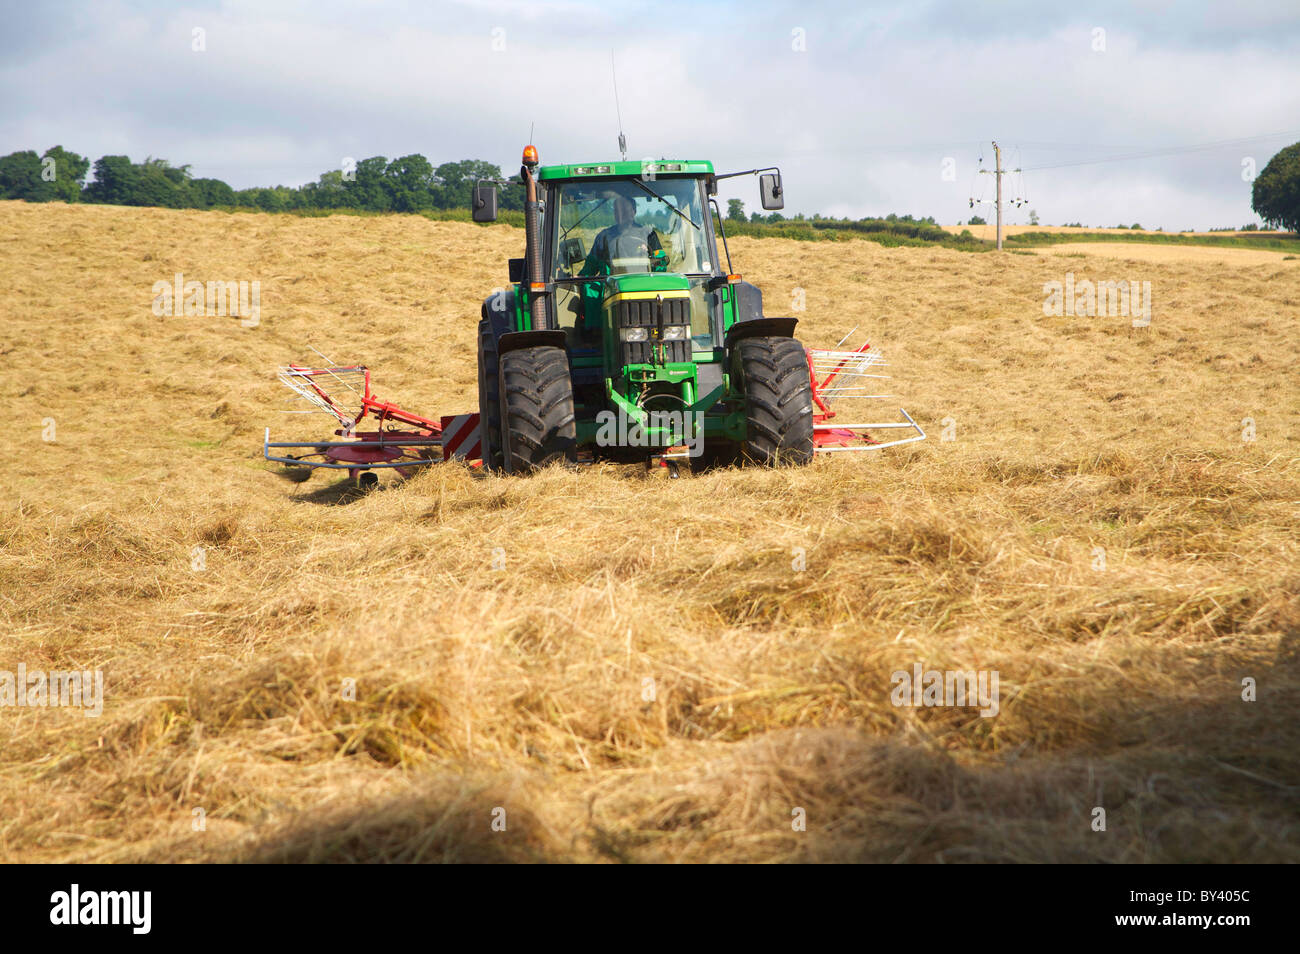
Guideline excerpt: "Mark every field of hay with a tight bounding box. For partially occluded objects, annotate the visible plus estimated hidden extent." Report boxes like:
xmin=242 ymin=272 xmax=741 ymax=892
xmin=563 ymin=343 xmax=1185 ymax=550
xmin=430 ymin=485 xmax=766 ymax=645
xmin=942 ymin=223 xmax=1292 ymax=239
xmin=1026 ymin=242 xmax=1296 ymax=266
xmin=1 ymin=199 xmax=1297 ymax=863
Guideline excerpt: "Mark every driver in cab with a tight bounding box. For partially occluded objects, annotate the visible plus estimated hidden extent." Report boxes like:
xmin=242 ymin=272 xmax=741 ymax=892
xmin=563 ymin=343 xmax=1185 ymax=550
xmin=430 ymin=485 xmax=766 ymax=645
xmin=581 ymin=194 xmax=665 ymax=276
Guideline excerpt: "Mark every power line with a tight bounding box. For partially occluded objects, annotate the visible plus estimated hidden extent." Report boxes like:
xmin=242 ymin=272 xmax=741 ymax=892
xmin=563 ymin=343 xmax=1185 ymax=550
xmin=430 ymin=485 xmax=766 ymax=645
xmin=745 ymin=128 xmax=1300 ymax=165
xmin=1021 ymin=129 xmax=1300 ymax=171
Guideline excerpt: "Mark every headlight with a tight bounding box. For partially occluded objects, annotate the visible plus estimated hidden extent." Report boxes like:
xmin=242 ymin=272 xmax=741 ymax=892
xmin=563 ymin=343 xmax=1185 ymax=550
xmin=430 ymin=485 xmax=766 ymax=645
xmin=620 ymin=327 xmax=649 ymax=342
xmin=660 ymin=325 xmax=689 ymax=340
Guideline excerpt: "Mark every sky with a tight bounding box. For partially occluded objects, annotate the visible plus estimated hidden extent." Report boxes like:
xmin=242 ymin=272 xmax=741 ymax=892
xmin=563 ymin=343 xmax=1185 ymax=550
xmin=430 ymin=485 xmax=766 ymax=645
xmin=2 ymin=0 xmax=1298 ymax=229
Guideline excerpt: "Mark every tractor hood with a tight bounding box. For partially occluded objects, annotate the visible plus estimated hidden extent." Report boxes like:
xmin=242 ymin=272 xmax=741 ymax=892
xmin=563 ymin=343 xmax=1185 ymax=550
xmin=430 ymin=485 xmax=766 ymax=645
xmin=600 ymin=273 xmax=691 ymax=299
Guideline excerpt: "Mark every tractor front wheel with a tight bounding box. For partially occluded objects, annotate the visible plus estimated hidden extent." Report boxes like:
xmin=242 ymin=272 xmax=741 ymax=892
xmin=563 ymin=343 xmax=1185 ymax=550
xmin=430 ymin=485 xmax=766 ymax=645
xmin=732 ymin=336 xmax=815 ymax=466
xmin=498 ymin=345 xmax=576 ymax=473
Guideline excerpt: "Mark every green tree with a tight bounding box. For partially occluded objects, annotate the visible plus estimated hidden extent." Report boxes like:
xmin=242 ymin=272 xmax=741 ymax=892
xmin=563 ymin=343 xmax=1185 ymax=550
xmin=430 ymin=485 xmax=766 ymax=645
xmin=344 ymin=156 xmax=391 ymax=211
xmin=726 ymin=198 xmax=745 ymax=221
xmin=0 ymin=150 xmax=55 ymax=201
xmin=41 ymin=146 xmax=89 ymax=201
xmin=384 ymin=154 xmax=434 ymax=212
xmin=1252 ymin=142 xmax=1300 ymax=232
xmin=498 ymin=177 xmax=524 ymax=212
xmin=433 ymin=159 xmax=505 ymax=210
xmin=190 ymin=177 xmax=236 ymax=207
xmin=277 ymin=185 xmax=307 ymax=210
xmin=83 ymin=155 xmax=140 ymax=204
xmin=82 ymin=155 xmax=193 ymax=207
xmin=230 ymin=187 xmax=283 ymax=211
xmin=135 ymin=157 xmax=193 ymax=208
xmin=301 ymin=169 xmax=348 ymax=209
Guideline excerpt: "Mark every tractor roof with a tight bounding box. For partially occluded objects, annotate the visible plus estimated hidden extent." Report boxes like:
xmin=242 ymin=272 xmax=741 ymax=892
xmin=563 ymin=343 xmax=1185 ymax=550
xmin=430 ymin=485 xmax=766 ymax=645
xmin=537 ymin=160 xmax=714 ymax=181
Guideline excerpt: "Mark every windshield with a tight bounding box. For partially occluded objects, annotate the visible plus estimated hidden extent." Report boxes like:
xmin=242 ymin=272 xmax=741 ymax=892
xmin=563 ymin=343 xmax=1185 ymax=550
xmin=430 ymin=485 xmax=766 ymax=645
xmin=552 ymin=177 xmax=713 ymax=279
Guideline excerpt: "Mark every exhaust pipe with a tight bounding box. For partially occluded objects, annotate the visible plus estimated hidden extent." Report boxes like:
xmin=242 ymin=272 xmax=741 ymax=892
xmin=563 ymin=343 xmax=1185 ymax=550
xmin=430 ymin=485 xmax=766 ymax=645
xmin=521 ymin=145 xmax=547 ymax=332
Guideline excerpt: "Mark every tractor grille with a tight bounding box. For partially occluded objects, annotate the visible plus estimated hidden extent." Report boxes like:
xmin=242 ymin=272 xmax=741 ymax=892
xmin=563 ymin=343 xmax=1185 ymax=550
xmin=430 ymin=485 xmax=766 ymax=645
xmin=615 ymin=296 xmax=691 ymax=366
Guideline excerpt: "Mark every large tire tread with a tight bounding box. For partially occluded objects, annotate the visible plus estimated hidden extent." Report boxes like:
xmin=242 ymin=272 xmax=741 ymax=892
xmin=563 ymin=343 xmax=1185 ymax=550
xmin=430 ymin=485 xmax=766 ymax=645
xmin=733 ymin=336 xmax=815 ymax=466
xmin=499 ymin=346 xmax=576 ymax=473
xmin=477 ymin=320 xmax=505 ymax=471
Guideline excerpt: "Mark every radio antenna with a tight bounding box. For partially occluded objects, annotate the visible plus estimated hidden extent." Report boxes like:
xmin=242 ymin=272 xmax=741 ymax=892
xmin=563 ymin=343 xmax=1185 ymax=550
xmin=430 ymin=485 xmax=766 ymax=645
xmin=611 ymin=51 xmax=627 ymax=160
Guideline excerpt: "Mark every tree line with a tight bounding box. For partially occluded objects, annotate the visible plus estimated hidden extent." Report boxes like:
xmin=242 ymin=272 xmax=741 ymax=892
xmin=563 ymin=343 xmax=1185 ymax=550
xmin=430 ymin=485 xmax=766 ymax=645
xmin=5 ymin=142 xmax=1296 ymax=232
xmin=724 ymin=196 xmax=937 ymax=227
xmin=0 ymin=146 xmax=524 ymax=213
xmin=1 ymin=145 xmax=932 ymax=226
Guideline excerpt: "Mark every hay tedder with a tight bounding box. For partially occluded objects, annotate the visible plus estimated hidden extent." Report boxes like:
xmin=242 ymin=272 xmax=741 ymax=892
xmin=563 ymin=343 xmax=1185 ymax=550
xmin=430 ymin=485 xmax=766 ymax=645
xmin=263 ymin=145 xmax=923 ymax=483
xmin=262 ymin=362 xmax=445 ymax=487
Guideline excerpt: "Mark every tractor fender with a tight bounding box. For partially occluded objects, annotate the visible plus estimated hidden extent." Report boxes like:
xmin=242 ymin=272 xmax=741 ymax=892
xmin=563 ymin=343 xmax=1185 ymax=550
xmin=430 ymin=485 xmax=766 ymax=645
xmin=498 ymin=329 xmax=568 ymax=357
xmin=724 ymin=316 xmax=799 ymax=349
xmin=731 ymin=281 xmax=765 ymax=323
xmin=480 ymin=289 xmax=516 ymax=338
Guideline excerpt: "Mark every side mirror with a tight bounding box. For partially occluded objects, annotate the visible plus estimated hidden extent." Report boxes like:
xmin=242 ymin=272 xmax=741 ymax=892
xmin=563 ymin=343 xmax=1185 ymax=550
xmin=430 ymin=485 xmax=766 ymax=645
xmin=472 ymin=184 xmax=498 ymax=222
xmin=559 ymin=237 xmax=585 ymax=269
xmin=759 ymin=172 xmax=784 ymax=211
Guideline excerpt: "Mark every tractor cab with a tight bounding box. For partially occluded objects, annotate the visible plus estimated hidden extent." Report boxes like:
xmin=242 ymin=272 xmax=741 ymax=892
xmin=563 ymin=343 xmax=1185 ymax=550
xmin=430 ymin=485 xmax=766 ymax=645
xmin=551 ymin=175 xmax=714 ymax=278
xmin=544 ymin=169 xmax=721 ymax=356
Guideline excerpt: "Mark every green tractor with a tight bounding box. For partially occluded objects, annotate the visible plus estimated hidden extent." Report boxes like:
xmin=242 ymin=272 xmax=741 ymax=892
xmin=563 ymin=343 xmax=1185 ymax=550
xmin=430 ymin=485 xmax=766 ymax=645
xmin=471 ymin=144 xmax=814 ymax=473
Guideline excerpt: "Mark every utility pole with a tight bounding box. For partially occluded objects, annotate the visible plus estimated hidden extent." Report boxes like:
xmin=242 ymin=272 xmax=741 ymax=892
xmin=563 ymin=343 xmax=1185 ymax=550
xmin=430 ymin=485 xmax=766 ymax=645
xmin=977 ymin=140 xmax=1007 ymax=250
xmin=993 ymin=140 xmax=1003 ymax=250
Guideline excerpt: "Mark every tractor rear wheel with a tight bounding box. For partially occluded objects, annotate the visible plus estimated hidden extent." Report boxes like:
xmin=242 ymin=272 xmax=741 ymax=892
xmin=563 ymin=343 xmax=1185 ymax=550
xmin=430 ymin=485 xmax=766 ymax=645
xmin=476 ymin=320 xmax=504 ymax=471
xmin=498 ymin=345 xmax=576 ymax=473
xmin=732 ymin=336 xmax=815 ymax=466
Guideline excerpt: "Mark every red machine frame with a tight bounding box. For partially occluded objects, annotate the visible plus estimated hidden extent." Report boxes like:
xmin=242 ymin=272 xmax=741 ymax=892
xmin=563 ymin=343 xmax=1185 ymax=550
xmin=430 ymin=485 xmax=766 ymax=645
xmin=806 ymin=342 xmax=926 ymax=452
xmin=263 ymin=365 xmax=444 ymax=479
